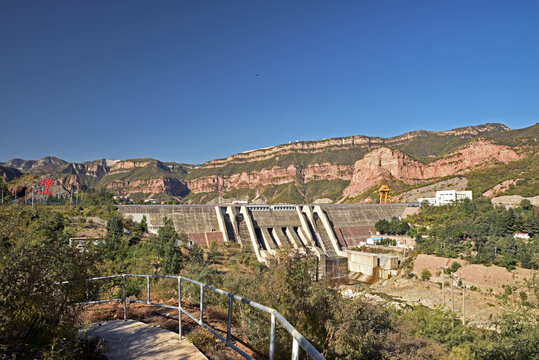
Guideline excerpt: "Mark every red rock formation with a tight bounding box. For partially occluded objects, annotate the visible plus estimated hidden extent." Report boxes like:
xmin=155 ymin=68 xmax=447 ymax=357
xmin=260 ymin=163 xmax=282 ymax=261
xmin=186 ymin=163 xmax=353 ymax=194
xmin=482 ymin=179 xmax=520 ymax=198
xmin=342 ymin=148 xmax=424 ymax=198
xmin=343 ymin=140 xmax=521 ymax=198
xmin=106 ymin=178 xmax=189 ymax=197
xmin=422 ymin=140 xmax=521 ymax=178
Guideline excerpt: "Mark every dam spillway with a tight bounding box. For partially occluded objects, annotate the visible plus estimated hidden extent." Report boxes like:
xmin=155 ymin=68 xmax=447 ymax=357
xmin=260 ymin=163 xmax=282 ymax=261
xmin=118 ymin=204 xmax=412 ymax=278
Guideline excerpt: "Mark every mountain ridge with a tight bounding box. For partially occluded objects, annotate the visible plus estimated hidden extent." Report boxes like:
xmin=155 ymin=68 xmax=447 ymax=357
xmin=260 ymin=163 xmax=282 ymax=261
xmin=2 ymin=123 xmax=537 ymax=204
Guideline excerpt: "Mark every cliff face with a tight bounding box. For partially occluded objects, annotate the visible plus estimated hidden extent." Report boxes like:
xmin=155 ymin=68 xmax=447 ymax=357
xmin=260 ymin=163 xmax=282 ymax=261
xmin=342 ymin=148 xmax=424 ymax=198
xmin=186 ymin=163 xmax=353 ymax=193
xmin=343 ymin=140 xmax=522 ymax=198
xmin=197 ymin=123 xmax=508 ymax=168
xmin=106 ymin=177 xmax=189 ymax=197
xmin=61 ymin=163 xmax=108 ymax=178
xmin=109 ymin=159 xmax=167 ymax=173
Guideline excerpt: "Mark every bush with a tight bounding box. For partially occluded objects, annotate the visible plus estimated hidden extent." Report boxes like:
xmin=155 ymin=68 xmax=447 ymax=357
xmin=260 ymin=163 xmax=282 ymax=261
xmin=207 ymin=241 xmax=222 ymax=264
xmin=448 ymin=261 xmax=462 ymax=273
xmin=186 ymin=327 xmax=226 ymax=359
xmin=0 ymin=206 xmax=100 ymax=358
xmin=420 ymin=269 xmax=432 ymax=281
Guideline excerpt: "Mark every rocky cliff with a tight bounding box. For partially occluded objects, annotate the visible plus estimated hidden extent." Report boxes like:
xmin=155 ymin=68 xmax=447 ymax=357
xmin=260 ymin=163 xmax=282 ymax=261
xmin=186 ymin=163 xmax=353 ymax=193
xmin=342 ymin=140 xmax=522 ymax=198
xmin=199 ymin=123 xmax=508 ymax=167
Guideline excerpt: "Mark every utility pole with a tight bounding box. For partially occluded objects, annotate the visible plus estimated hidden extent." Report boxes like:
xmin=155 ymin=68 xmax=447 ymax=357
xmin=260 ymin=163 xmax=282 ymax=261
xmin=451 ymin=277 xmax=455 ymax=330
xmin=442 ymin=267 xmax=445 ymax=308
xmin=32 ymin=188 xmax=34 ymax=206
xmin=462 ymin=284 xmax=465 ymax=324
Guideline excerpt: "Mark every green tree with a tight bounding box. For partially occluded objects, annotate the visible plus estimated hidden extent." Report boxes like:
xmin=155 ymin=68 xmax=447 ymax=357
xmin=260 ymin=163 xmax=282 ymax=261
xmin=207 ymin=241 xmax=222 ymax=264
xmin=375 ymin=219 xmax=390 ymax=234
xmin=327 ymin=297 xmax=393 ymax=359
xmin=188 ymin=243 xmax=204 ymax=266
xmin=520 ymin=199 xmax=533 ymax=211
xmin=449 ymin=261 xmax=462 ymax=273
xmin=162 ymin=236 xmax=182 ymax=274
xmin=82 ymin=188 xmax=114 ymax=207
xmin=138 ymin=215 xmax=148 ymax=233
xmin=0 ymin=206 xmax=101 ymax=358
xmin=154 ymin=217 xmax=182 ymax=273
xmin=154 ymin=217 xmax=175 ymax=259
xmin=103 ymin=214 xmax=125 ymax=260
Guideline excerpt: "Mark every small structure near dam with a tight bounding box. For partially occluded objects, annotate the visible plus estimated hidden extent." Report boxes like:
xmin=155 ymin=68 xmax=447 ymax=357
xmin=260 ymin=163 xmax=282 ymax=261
xmin=118 ymin=204 xmax=414 ymax=279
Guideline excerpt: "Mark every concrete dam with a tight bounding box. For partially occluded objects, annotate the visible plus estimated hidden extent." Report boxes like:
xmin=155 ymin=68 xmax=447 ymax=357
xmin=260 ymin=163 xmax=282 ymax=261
xmin=118 ymin=204 xmax=413 ymax=278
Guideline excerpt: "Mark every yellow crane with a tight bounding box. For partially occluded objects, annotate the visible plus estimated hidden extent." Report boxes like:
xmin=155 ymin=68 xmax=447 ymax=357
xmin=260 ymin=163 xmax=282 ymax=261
xmin=379 ymin=185 xmax=391 ymax=204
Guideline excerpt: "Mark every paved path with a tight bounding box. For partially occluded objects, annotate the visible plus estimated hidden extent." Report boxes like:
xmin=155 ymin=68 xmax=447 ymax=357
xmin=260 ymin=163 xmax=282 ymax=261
xmin=86 ymin=320 xmax=207 ymax=360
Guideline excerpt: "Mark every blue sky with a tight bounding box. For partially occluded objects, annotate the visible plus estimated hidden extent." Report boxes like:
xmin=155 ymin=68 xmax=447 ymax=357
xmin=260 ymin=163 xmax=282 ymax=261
xmin=1 ymin=1 xmax=538 ymax=164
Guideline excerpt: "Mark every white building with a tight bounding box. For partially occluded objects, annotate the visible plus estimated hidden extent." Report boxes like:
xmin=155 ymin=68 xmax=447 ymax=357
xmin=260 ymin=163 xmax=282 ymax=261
xmin=436 ymin=190 xmax=472 ymax=205
xmin=418 ymin=190 xmax=472 ymax=206
xmin=514 ymin=232 xmax=530 ymax=240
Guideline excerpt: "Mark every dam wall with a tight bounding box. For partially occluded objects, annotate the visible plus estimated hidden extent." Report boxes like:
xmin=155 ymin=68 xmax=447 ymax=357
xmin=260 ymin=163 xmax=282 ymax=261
xmin=118 ymin=203 xmax=410 ymax=277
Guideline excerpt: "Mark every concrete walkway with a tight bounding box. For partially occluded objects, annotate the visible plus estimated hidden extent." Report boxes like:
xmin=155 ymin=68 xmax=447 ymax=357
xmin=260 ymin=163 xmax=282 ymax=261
xmin=86 ymin=320 xmax=207 ymax=360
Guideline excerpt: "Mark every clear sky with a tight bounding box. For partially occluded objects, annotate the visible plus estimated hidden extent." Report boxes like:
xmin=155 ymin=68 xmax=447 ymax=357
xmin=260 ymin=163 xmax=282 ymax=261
xmin=1 ymin=1 xmax=538 ymax=164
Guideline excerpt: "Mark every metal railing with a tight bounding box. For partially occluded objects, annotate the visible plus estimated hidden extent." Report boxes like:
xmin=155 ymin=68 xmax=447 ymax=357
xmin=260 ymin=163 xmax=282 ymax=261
xmin=67 ymin=274 xmax=325 ymax=360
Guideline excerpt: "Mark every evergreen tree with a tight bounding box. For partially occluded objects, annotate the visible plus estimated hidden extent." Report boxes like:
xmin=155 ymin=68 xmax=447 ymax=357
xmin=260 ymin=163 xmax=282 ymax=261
xmin=154 ymin=217 xmax=182 ymax=273
xmin=103 ymin=214 xmax=124 ymax=260
xmin=162 ymin=236 xmax=182 ymax=274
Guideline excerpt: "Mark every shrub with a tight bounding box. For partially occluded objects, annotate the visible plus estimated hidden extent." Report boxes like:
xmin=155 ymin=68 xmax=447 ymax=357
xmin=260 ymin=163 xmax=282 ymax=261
xmin=186 ymin=327 xmax=226 ymax=359
xmin=448 ymin=261 xmax=462 ymax=273
xmin=0 ymin=206 xmax=100 ymax=358
xmin=420 ymin=269 xmax=432 ymax=281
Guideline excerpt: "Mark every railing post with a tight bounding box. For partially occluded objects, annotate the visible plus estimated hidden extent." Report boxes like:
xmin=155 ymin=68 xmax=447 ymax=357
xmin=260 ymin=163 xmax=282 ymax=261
xmin=146 ymin=275 xmax=150 ymax=304
xmin=122 ymin=275 xmax=127 ymax=321
xmin=226 ymin=294 xmax=233 ymax=343
xmin=269 ymin=313 xmax=276 ymax=360
xmin=178 ymin=277 xmax=182 ymax=340
xmin=199 ymin=284 xmax=204 ymax=324
xmin=291 ymin=338 xmax=299 ymax=360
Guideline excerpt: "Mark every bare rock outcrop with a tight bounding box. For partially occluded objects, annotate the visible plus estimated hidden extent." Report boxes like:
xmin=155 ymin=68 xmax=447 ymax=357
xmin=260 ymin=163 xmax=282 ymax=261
xmin=421 ymin=140 xmax=521 ymax=178
xmin=342 ymin=148 xmax=425 ymax=198
xmin=483 ymin=179 xmax=520 ymax=198
xmin=343 ymin=140 xmax=521 ymax=198
xmin=186 ymin=163 xmax=353 ymax=194
xmin=106 ymin=178 xmax=189 ymax=197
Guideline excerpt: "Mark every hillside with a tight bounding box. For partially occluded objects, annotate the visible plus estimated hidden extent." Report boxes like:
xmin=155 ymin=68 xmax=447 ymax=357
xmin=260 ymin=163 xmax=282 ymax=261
xmin=0 ymin=165 xmax=22 ymax=183
xmin=2 ymin=123 xmax=537 ymax=203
